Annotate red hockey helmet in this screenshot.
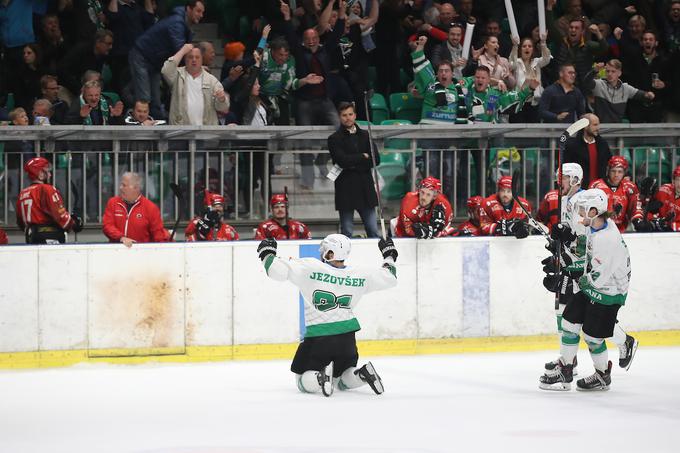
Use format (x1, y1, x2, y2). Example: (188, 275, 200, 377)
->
(203, 190, 225, 207)
(497, 175, 513, 190)
(607, 155, 629, 171)
(467, 195, 483, 210)
(24, 157, 51, 180)
(270, 193, 288, 207)
(673, 165, 680, 179)
(419, 176, 441, 193)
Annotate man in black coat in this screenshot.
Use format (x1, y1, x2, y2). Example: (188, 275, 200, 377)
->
(563, 113, 612, 188)
(327, 102, 381, 238)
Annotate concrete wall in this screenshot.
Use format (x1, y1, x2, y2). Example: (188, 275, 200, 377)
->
(1, 234, 678, 354)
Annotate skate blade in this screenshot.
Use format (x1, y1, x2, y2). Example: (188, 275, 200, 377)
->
(365, 361, 384, 395)
(321, 362, 334, 397)
(576, 384, 610, 392)
(623, 340, 639, 371)
(539, 382, 572, 391)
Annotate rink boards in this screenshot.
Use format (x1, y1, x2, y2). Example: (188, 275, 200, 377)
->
(1, 234, 679, 368)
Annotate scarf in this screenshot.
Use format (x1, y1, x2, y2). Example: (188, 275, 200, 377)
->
(79, 94, 110, 125)
(87, 0, 105, 30)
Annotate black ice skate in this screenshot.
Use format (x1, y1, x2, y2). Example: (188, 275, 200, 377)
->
(357, 361, 384, 395)
(545, 355, 578, 376)
(539, 360, 574, 391)
(618, 335, 638, 371)
(318, 362, 334, 397)
(576, 361, 612, 391)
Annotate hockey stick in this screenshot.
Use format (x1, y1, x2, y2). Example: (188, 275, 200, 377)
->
(510, 170, 550, 239)
(554, 117, 590, 308)
(363, 90, 387, 239)
(284, 185, 290, 239)
(70, 180, 80, 243)
(169, 182, 183, 241)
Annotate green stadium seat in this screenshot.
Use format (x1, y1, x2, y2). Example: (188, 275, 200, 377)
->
(368, 66, 377, 90)
(377, 119, 413, 200)
(621, 147, 673, 182)
(389, 92, 422, 124)
(369, 93, 389, 124)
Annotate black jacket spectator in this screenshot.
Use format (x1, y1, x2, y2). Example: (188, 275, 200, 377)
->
(621, 44, 669, 123)
(58, 31, 113, 95)
(133, 6, 193, 70)
(563, 131, 612, 188)
(538, 82, 586, 123)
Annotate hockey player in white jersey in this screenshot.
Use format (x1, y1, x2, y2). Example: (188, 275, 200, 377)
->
(257, 234, 399, 397)
(541, 164, 637, 379)
(540, 188, 632, 391)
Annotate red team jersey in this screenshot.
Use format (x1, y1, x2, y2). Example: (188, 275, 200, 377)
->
(0, 227, 7, 244)
(16, 183, 76, 231)
(454, 220, 483, 236)
(589, 178, 642, 232)
(395, 191, 455, 237)
(537, 189, 560, 231)
(254, 219, 311, 240)
(102, 195, 169, 243)
(480, 194, 532, 235)
(655, 183, 680, 231)
(185, 219, 240, 241)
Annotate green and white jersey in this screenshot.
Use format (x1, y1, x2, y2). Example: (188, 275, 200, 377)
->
(579, 219, 631, 306)
(563, 189, 587, 278)
(263, 255, 398, 338)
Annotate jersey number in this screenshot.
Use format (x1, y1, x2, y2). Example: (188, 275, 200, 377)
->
(20, 199, 33, 223)
(311, 290, 352, 312)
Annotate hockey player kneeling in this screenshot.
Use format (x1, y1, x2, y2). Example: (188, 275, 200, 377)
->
(540, 189, 631, 392)
(257, 234, 398, 397)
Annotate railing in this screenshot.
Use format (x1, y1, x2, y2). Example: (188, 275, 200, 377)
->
(1, 124, 679, 229)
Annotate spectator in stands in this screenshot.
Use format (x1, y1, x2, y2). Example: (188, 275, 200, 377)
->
(471, 34, 515, 90)
(221, 27, 267, 93)
(8, 107, 29, 126)
(621, 31, 669, 123)
(38, 14, 68, 75)
(58, 29, 113, 96)
(259, 37, 323, 126)
(124, 99, 164, 126)
(458, 0, 475, 24)
(431, 23, 469, 80)
(32, 99, 52, 125)
(477, 18, 512, 58)
(554, 0, 591, 40)
(231, 50, 269, 126)
(460, 66, 535, 123)
(0, 0, 38, 65)
(327, 102, 381, 238)
(509, 34, 551, 123)
(585, 59, 655, 123)
(547, 1, 607, 91)
(199, 41, 216, 69)
(68, 0, 107, 43)
(563, 113, 612, 188)
(417, 2, 459, 48)
(394, 176, 455, 238)
(40, 76, 69, 125)
(66, 80, 124, 125)
(254, 193, 312, 240)
(538, 63, 586, 123)
(105, 0, 156, 96)
(412, 36, 468, 124)
(615, 14, 646, 62)
(103, 172, 169, 247)
(282, 0, 344, 190)
(663, 1, 680, 54)
(7, 43, 45, 113)
(129, 0, 205, 119)
(185, 190, 239, 241)
(161, 44, 230, 126)
(375, 0, 408, 96)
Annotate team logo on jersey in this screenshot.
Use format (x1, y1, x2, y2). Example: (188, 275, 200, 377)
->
(136, 213, 142, 219)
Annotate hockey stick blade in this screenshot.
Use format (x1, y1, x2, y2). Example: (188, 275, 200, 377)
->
(566, 117, 590, 137)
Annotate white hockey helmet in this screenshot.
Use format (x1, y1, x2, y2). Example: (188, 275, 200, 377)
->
(576, 188, 609, 219)
(558, 163, 583, 187)
(319, 234, 351, 262)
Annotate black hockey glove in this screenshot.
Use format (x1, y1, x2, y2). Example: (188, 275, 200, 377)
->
(495, 219, 512, 236)
(639, 176, 658, 199)
(650, 218, 670, 232)
(413, 222, 434, 239)
(378, 237, 398, 261)
(543, 273, 569, 294)
(541, 256, 557, 274)
(257, 238, 278, 261)
(430, 204, 447, 233)
(512, 219, 529, 239)
(646, 199, 663, 214)
(203, 208, 221, 228)
(632, 218, 652, 232)
(196, 218, 212, 238)
(71, 213, 84, 233)
(550, 223, 576, 244)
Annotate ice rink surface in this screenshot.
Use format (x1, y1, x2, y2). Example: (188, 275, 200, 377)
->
(1, 347, 679, 453)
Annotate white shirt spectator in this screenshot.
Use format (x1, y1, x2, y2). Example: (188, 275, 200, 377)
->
(186, 74, 205, 125)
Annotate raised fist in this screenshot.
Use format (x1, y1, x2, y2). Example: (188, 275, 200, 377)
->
(378, 237, 398, 262)
(257, 238, 278, 261)
(430, 204, 446, 233)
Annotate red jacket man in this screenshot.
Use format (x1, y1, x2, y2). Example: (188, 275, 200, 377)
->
(185, 190, 239, 241)
(453, 195, 484, 236)
(16, 157, 83, 244)
(480, 175, 531, 237)
(589, 156, 642, 232)
(395, 176, 454, 238)
(102, 172, 169, 247)
(254, 193, 311, 240)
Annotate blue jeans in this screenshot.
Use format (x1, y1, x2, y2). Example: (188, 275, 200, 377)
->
(128, 47, 165, 120)
(339, 207, 380, 238)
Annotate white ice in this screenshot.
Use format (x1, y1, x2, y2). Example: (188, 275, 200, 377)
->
(1, 347, 679, 453)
